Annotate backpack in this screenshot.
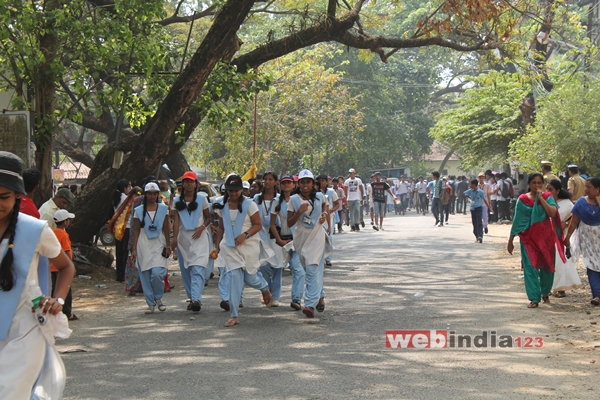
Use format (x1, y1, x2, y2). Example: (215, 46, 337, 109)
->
(501, 180, 510, 198)
(440, 187, 450, 205)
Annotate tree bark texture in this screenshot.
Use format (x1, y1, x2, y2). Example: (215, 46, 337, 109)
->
(69, 0, 256, 243)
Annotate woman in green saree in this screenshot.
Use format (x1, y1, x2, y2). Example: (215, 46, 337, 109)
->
(507, 173, 566, 308)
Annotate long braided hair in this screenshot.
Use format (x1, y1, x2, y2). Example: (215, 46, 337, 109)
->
(175, 181, 198, 212)
(0, 197, 21, 291)
(213, 191, 245, 213)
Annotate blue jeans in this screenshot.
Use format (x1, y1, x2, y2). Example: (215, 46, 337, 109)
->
(348, 200, 361, 226)
(470, 207, 483, 239)
(431, 198, 444, 225)
(139, 267, 167, 307)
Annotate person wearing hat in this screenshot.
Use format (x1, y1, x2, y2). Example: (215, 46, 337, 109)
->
(288, 169, 333, 318)
(344, 168, 364, 232)
(213, 174, 274, 327)
(131, 182, 172, 314)
(39, 187, 75, 230)
(0, 151, 76, 399)
(171, 171, 211, 312)
(567, 164, 586, 202)
(51, 209, 77, 320)
(541, 161, 559, 184)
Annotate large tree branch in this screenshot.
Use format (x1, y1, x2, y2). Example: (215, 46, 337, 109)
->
(54, 138, 95, 168)
(156, 4, 218, 26)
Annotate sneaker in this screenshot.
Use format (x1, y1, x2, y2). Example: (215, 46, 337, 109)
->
(477, 237, 483, 243)
(187, 302, 193, 311)
(373, 225, 379, 231)
(351, 225, 356, 232)
(355, 224, 360, 231)
(144, 306, 155, 314)
(361, 221, 365, 228)
(484, 227, 489, 234)
(156, 299, 166, 312)
(380, 226, 384, 231)
(591, 297, 600, 306)
(290, 300, 302, 310)
(190, 301, 201, 312)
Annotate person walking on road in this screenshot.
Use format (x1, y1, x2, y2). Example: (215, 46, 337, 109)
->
(370, 172, 396, 231)
(132, 182, 172, 314)
(564, 177, 600, 306)
(213, 175, 274, 327)
(344, 169, 364, 232)
(288, 169, 332, 318)
(463, 179, 492, 243)
(171, 171, 212, 312)
(507, 173, 565, 309)
(567, 164, 586, 202)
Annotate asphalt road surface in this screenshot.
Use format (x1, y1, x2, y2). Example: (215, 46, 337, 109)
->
(59, 210, 600, 399)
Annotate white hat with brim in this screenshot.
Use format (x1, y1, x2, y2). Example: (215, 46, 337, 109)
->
(298, 169, 314, 181)
(54, 209, 75, 222)
(144, 182, 160, 192)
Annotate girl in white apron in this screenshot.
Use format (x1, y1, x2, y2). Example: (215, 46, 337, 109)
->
(317, 174, 340, 267)
(214, 175, 273, 327)
(271, 174, 305, 310)
(254, 172, 285, 306)
(132, 182, 172, 314)
(0, 151, 76, 399)
(172, 171, 211, 312)
(288, 169, 333, 318)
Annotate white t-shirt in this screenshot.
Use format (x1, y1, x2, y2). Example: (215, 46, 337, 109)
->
(344, 178, 363, 201)
(396, 181, 409, 195)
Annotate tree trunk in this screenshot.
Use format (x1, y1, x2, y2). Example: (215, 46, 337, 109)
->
(165, 150, 191, 179)
(438, 148, 455, 174)
(68, 0, 256, 243)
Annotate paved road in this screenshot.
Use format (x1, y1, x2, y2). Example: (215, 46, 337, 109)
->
(60, 211, 599, 399)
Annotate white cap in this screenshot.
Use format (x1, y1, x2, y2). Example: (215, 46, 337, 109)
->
(348, 168, 356, 173)
(242, 181, 250, 189)
(54, 209, 75, 222)
(568, 164, 578, 168)
(144, 182, 160, 192)
(298, 169, 314, 181)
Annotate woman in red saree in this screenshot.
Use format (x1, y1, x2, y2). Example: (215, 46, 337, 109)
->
(507, 173, 566, 308)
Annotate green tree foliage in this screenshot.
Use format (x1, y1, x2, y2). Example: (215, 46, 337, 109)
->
(184, 46, 363, 177)
(430, 71, 530, 170)
(510, 72, 600, 175)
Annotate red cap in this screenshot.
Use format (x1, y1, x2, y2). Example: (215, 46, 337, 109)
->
(182, 171, 197, 181)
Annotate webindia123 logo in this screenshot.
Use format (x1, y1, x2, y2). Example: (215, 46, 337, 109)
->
(385, 330, 544, 349)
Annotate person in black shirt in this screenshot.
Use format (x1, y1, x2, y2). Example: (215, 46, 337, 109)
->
(370, 172, 396, 231)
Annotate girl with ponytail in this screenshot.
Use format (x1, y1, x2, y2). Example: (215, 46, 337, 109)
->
(0, 151, 75, 398)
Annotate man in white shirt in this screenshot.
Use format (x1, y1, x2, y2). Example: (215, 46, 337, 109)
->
(344, 168, 364, 232)
(395, 176, 409, 215)
(415, 176, 428, 215)
(39, 187, 75, 230)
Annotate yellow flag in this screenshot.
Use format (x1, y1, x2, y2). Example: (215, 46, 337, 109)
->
(242, 163, 257, 181)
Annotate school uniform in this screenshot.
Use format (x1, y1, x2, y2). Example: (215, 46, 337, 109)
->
(289, 193, 333, 309)
(174, 194, 211, 304)
(254, 194, 285, 301)
(272, 196, 305, 304)
(215, 198, 272, 318)
(134, 203, 170, 308)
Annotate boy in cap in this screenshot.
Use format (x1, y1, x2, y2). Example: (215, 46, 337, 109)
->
(51, 209, 77, 320)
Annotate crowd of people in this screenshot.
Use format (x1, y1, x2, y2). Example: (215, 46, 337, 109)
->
(2, 145, 600, 398)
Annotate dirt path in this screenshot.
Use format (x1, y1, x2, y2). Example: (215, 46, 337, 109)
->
(60, 211, 600, 399)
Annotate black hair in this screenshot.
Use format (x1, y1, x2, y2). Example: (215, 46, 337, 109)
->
(175, 181, 198, 212)
(213, 192, 245, 213)
(568, 166, 579, 174)
(257, 172, 279, 205)
(139, 195, 148, 228)
(292, 180, 318, 202)
(0, 197, 21, 291)
(22, 168, 41, 193)
(587, 177, 600, 190)
(70, 184, 78, 194)
(432, 171, 440, 178)
(113, 179, 130, 209)
(526, 172, 544, 192)
(470, 179, 478, 186)
(547, 179, 571, 200)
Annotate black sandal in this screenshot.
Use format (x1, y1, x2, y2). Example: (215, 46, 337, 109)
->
(316, 298, 325, 312)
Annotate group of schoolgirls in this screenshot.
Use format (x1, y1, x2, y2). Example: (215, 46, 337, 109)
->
(131, 169, 333, 327)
